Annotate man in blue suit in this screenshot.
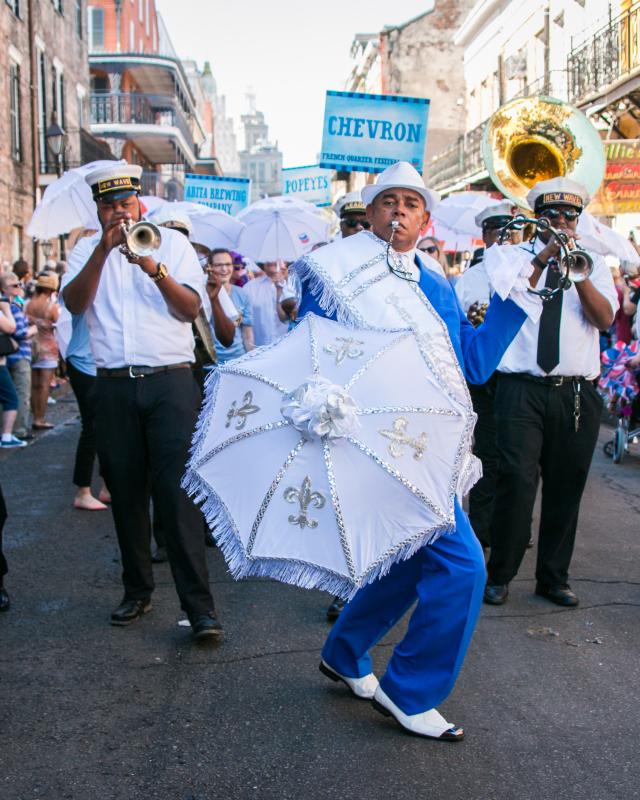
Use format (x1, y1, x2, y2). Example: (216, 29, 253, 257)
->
(297, 162, 540, 741)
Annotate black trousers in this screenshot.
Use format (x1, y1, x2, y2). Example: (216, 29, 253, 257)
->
(468, 374, 498, 548)
(487, 373, 601, 588)
(0, 482, 7, 579)
(67, 361, 100, 488)
(94, 369, 214, 619)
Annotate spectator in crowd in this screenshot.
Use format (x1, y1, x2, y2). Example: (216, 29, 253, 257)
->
(242, 260, 290, 346)
(12, 259, 33, 300)
(207, 249, 254, 362)
(417, 236, 447, 278)
(230, 252, 250, 287)
(0, 481, 9, 611)
(26, 273, 60, 430)
(0, 294, 25, 449)
(1, 274, 37, 440)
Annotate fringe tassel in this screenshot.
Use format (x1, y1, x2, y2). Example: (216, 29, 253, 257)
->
(293, 258, 360, 328)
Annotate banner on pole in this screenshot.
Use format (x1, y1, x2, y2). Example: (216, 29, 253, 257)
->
(319, 90, 430, 174)
(282, 165, 333, 206)
(588, 139, 640, 215)
(183, 174, 251, 216)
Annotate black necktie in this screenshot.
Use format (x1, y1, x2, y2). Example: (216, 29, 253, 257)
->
(536, 266, 563, 374)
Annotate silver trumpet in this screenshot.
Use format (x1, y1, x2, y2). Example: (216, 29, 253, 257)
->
(119, 220, 162, 259)
(498, 216, 593, 301)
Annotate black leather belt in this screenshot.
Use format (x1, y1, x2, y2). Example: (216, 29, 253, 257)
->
(499, 372, 588, 387)
(96, 362, 191, 379)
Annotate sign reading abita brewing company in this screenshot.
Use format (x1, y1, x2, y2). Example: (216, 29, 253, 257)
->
(319, 90, 430, 174)
(282, 165, 333, 206)
(589, 140, 640, 215)
(183, 174, 251, 216)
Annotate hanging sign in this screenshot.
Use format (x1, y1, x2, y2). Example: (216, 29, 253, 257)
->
(319, 90, 430, 174)
(183, 174, 251, 216)
(589, 139, 640, 215)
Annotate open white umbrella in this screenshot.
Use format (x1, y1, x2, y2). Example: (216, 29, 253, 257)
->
(144, 199, 245, 250)
(433, 192, 506, 237)
(184, 313, 476, 599)
(27, 160, 126, 240)
(237, 196, 329, 262)
(577, 212, 640, 266)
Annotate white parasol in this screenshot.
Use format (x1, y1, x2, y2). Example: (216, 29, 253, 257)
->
(237, 196, 329, 262)
(432, 191, 504, 237)
(577, 212, 640, 267)
(184, 313, 476, 599)
(27, 160, 127, 240)
(143, 199, 245, 251)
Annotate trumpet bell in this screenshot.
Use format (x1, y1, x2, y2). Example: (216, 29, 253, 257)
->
(564, 249, 594, 283)
(127, 221, 162, 257)
(482, 96, 606, 208)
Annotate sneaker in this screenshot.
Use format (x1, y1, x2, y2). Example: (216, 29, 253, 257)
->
(1, 435, 28, 449)
(47, 396, 57, 405)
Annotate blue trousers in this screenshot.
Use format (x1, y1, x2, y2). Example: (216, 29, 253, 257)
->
(322, 503, 486, 715)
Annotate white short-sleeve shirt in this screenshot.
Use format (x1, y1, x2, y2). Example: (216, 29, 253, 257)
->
(498, 239, 617, 380)
(455, 259, 493, 313)
(63, 226, 206, 369)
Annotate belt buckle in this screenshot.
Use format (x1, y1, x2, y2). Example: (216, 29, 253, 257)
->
(128, 366, 145, 379)
(550, 376, 564, 387)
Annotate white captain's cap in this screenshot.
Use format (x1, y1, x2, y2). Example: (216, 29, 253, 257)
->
(527, 177, 589, 212)
(85, 163, 143, 201)
(333, 191, 365, 218)
(474, 200, 517, 228)
(150, 205, 193, 236)
(361, 161, 440, 213)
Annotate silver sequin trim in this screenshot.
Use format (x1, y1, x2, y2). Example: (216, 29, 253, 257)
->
(323, 441, 357, 580)
(193, 420, 290, 471)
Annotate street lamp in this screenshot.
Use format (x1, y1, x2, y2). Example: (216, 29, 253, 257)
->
(45, 112, 68, 258)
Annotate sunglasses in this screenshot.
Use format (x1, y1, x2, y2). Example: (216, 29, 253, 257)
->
(342, 218, 371, 230)
(539, 208, 581, 222)
(419, 245, 438, 254)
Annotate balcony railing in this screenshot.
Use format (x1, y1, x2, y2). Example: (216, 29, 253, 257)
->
(568, 3, 640, 104)
(428, 121, 486, 191)
(90, 92, 197, 156)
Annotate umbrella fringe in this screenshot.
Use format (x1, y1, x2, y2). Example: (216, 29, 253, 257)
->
(293, 257, 360, 327)
(187, 366, 221, 461)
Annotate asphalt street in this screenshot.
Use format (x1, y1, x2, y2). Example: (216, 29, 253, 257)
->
(1, 390, 639, 800)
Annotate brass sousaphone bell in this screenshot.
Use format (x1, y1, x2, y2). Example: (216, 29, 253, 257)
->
(482, 96, 606, 298)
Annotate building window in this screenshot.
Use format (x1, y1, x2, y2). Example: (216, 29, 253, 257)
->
(87, 6, 104, 51)
(9, 62, 22, 162)
(130, 20, 135, 51)
(138, 0, 143, 22)
(77, 92, 84, 128)
(12, 226, 23, 263)
(75, 0, 82, 37)
(37, 51, 47, 170)
(5, 0, 20, 16)
(52, 66, 65, 127)
(52, 0, 63, 13)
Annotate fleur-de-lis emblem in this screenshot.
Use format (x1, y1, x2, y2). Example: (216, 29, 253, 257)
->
(283, 476, 326, 529)
(323, 337, 365, 365)
(225, 390, 260, 430)
(379, 417, 427, 460)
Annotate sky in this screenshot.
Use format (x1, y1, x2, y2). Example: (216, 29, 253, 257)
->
(155, 0, 434, 168)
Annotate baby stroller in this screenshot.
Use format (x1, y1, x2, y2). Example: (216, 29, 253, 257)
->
(599, 341, 640, 463)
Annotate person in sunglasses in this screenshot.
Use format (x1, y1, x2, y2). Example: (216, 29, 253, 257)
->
(334, 192, 370, 239)
(416, 236, 446, 277)
(484, 177, 617, 609)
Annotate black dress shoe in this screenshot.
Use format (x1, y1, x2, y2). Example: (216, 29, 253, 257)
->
(326, 596, 345, 622)
(483, 583, 509, 605)
(151, 546, 168, 563)
(110, 598, 152, 626)
(535, 583, 579, 607)
(191, 613, 224, 642)
(0, 587, 10, 612)
(526, 537, 534, 549)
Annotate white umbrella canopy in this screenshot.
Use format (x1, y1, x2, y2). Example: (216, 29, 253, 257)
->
(184, 313, 475, 599)
(237, 196, 330, 262)
(432, 191, 505, 237)
(27, 160, 127, 240)
(143, 199, 245, 250)
(577, 212, 640, 266)
(430, 220, 476, 253)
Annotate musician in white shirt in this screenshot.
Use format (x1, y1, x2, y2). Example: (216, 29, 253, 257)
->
(62, 164, 222, 642)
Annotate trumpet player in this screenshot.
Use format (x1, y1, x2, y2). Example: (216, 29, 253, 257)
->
(61, 164, 222, 642)
(455, 201, 517, 550)
(484, 178, 617, 608)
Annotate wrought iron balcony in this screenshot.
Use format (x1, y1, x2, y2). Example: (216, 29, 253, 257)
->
(90, 92, 197, 160)
(568, 3, 640, 105)
(428, 121, 486, 192)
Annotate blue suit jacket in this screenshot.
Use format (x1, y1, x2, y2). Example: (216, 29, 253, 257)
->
(298, 260, 526, 385)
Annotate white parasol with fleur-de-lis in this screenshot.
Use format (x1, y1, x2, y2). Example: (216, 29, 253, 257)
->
(184, 314, 479, 599)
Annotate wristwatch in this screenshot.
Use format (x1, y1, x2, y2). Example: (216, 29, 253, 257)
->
(150, 262, 168, 283)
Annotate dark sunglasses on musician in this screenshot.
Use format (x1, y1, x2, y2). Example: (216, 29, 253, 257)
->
(343, 218, 371, 230)
(539, 207, 581, 222)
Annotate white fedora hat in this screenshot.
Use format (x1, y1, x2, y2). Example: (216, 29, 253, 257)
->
(361, 161, 440, 213)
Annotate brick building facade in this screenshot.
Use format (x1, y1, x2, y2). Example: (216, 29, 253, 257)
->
(1, 0, 94, 267)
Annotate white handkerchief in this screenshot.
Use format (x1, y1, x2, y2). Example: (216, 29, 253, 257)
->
(219, 287, 240, 320)
(484, 245, 542, 323)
